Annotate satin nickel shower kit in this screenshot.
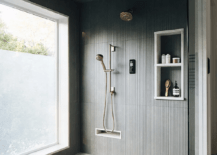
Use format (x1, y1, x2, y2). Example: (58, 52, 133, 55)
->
(96, 44, 117, 136)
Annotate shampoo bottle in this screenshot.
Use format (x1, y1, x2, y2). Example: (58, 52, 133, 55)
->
(173, 81, 180, 97)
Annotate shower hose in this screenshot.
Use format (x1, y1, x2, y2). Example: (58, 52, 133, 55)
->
(103, 72, 115, 133)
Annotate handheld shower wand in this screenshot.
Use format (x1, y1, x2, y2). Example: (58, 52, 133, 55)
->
(96, 54, 108, 132)
(96, 54, 106, 71)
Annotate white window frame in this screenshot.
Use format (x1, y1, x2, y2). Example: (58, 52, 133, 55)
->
(0, 0, 69, 154)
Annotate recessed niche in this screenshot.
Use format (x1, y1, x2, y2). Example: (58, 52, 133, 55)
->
(154, 28, 184, 100)
(160, 67, 181, 96)
(160, 34, 181, 63)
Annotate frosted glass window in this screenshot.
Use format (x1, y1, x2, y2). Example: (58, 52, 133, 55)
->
(0, 3, 57, 155)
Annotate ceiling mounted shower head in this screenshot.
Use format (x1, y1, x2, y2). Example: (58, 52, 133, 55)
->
(120, 9, 133, 21)
(96, 54, 103, 61)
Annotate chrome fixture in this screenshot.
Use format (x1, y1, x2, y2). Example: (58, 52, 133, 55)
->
(120, 9, 133, 21)
(96, 44, 116, 133)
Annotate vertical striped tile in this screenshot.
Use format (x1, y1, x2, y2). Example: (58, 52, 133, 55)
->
(80, 0, 189, 155)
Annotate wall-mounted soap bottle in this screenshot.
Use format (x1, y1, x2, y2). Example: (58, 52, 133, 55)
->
(173, 81, 180, 97)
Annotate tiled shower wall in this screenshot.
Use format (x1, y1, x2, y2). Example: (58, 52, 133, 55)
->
(80, 0, 188, 155)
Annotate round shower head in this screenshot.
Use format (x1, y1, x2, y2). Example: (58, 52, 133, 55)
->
(120, 9, 133, 21)
(96, 54, 106, 70)
(96, 54, 103, 61)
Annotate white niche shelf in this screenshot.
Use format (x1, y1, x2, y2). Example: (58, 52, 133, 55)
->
(154, 28, 184, 100)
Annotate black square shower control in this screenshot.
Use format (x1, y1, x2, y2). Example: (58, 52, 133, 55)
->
(129, 59, 136, 74)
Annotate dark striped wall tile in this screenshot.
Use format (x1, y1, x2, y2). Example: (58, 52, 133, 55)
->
(81, 0, 188, 154)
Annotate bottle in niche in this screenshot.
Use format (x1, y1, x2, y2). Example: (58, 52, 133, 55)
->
(173, 81, 180, 97)
(161, 54, 166, 64)
(166, 54, 171, 63)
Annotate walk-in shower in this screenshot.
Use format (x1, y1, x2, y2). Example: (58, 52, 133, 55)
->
(95, 45, 121, 139)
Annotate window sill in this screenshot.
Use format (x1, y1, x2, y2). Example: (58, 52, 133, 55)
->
(29, 144, 69, 155)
